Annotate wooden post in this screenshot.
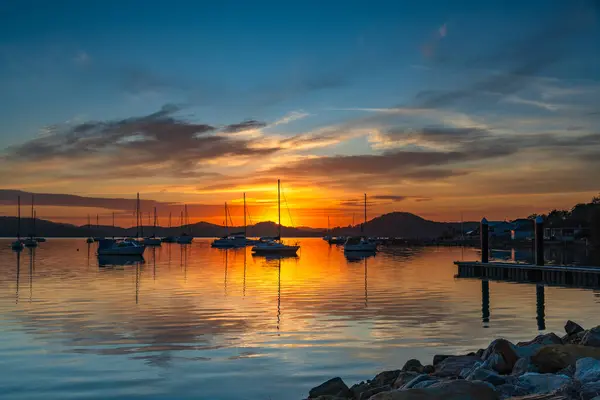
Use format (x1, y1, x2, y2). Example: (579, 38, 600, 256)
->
(536, 284, 545, 330)
(481, 218, 489, 263)
(535, 216, 544, 266)
(481, 280, 490, 324)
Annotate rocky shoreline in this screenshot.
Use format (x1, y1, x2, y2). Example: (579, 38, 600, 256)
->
(305, 321, 600, 400)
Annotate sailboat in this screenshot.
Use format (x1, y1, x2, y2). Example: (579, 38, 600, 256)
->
(323, 216, 332, 241)
(23, 195, 38, 247)
(252, 180, 300, 256)
(86, 214, 94, 243)
(162, 212, 176, 243)
(97, 192, 146, 256)
(176, 205, 193, 244)
(11, 196, 24, 251)
(143, 207, 162, 246)
(212, 201, 246, 248)
(344, 193, 377, 252)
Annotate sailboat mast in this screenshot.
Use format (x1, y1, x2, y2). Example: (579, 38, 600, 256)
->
(362, 193, 366, 234)
(136, 193, 140, 238)
(17, 196, 21, 240)
(278, 179, 281, 239)
(96, 214, 99, 229)
(33, 210, 36, 237)
(153, 206, 157, 236)
(225, 202, 228, 234)
(169, 212, 172, 229)
(31, 195, 34, 237)
(243, 193, 246, 237)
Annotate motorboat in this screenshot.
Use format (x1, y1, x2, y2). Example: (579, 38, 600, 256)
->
(344, 236, 378, 252)
(97, 238, 145, 256)
(251, 180, 300, 256)
(252, 238, 300, 255)
(212, 232, 247, 248)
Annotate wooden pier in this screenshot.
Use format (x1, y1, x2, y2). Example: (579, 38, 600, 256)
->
(454, 261, 600, 288)
(455, 217, 600, 289)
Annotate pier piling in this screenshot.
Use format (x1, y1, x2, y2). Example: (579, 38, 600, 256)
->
(481, 218, 489, 264)
(535, 216, 544, 266)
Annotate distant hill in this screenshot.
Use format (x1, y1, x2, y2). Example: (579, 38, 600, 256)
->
(0, 212, 477, 239)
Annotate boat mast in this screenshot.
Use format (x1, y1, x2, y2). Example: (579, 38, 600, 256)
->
(33, 210, 36, 237)
(225, 202, 228, 235)
(136, 193, 140, 239)
(243, 193, 246, 237)
(30, 194, 34, 238)
(362, 193, 366, 234)
(88, 214, 91, 237)
(17, 195, 21, 240)
(153, 207, 157, 237)
(96, 214, 99, 230)
(278, 179, 281, 239)
(112, 212, 115, 238)
(169, 212, 172, 229)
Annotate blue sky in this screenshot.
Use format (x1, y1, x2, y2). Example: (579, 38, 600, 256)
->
(0, 0, 599, 225)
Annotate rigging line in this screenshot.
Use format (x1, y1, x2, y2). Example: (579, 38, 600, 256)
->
(281, 185, 295, 228)
(246, 203, 254, 226)
(227, 204, 234, 228)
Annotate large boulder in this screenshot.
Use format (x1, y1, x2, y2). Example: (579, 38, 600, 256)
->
(400, 374, 433, 390)
(401, 359, 423, 373)
(349, 382, 370, 399)
(576, 357, 600, 384)
(483, 339, 519, 373)
(434, 355, 482, 378)
(565, 320, 585, 336)
(369, 380, 498, 400)
(531, 345, 600, 373)
(309, 377, 350, 399)
(495, 383, 532, 398)
(516, 334, 564, 359)
(581, 381, 600, 400)
(582, 328, 600, 348)
(518, 373, 572, 394)
(432, 355, 451, 366)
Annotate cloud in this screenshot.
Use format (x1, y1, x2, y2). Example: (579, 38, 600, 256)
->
(372, 195, 407, 202)
(221, 120, 267, 133)
(1, 104, 281, 182)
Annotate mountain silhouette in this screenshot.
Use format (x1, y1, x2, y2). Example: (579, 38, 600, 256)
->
(0, 212, 476, 239)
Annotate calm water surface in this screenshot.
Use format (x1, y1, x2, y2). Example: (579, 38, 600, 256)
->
(1, 239, 599, 399)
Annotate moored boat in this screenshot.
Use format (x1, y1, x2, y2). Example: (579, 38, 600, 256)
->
(344, 194, 378, 253)
(252, 180, 300, 256)
(97, 238, 145, 256)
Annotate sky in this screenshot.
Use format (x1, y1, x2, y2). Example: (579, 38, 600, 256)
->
(0, 0, 599, 227)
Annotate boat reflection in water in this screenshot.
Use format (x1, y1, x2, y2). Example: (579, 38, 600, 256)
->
(344, 250, 376, 262)
(97, 255, 145, 268)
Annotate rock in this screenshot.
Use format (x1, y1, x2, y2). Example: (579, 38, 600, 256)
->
(518, 373, 572, 394)
(309, 377, 350, 399)
(483, 352, 512, 375)
(557, 364, 575, 378)
(477, 348, 485, 357)
(369, 380, 498, 400)
(434, 355, 482, 378)
(422, 365, 435, 374)
(358, 385, 390, 400)
(495, 383, 532, 398)
(565, 320, 584, 336)
(575, 357, 600, 383)
(513, 358, 533, 376)
(401, 359, 423, 373)
(516, 334, 564, 360)
(467, 365, 507, 386)
(483, 339, 519, 372)
(432, 355, 451, 366)
(350, 382, 370, 399)
(401, 374, 432, 390)
(313, 396, 348, 400)
(410, 380, 438, 389)
(392, 372, 419, 389)
(372, 370, 401, 387)
(582, 328, 600, 348)
(581, 381, 600, 400)
(531, 345, 600, 373)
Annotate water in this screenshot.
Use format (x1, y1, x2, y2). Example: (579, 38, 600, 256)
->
(0, 239, 599, 399)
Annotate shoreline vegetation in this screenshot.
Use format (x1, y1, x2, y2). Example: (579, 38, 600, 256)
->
(305, 320, 600, 399)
